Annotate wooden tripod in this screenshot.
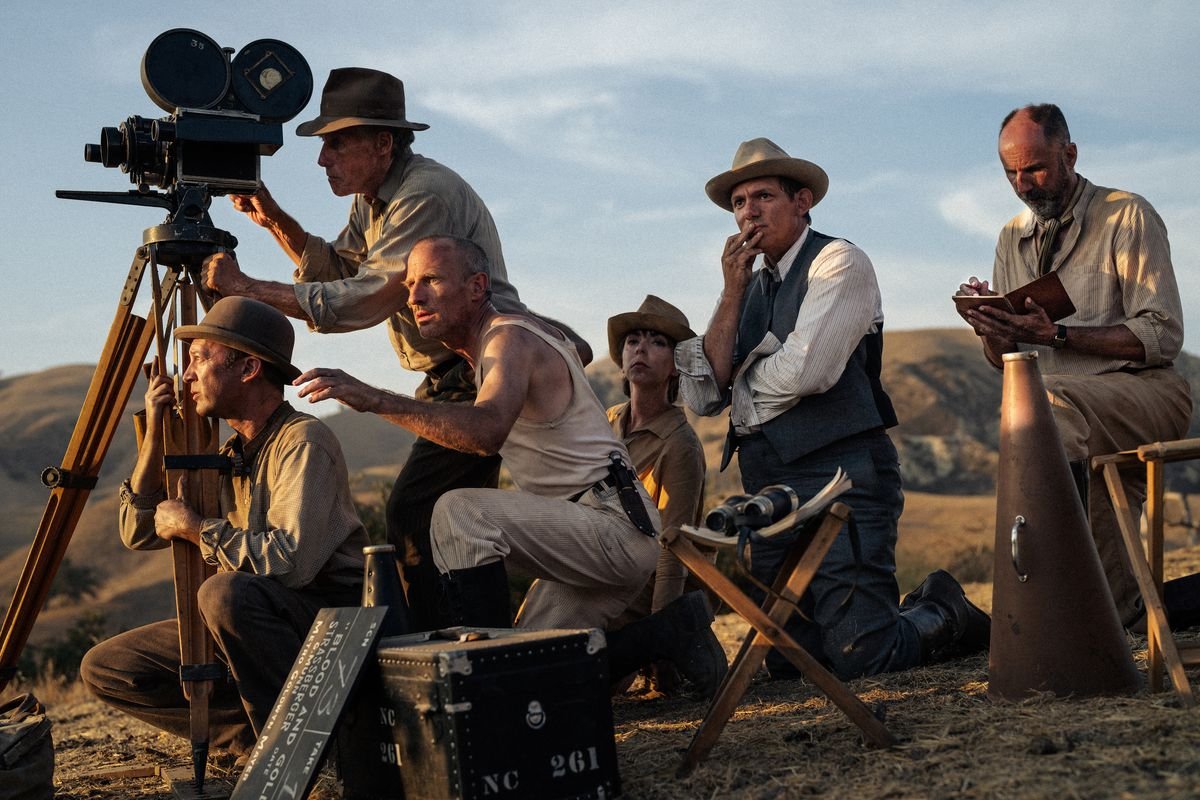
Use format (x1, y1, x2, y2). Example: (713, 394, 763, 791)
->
(0, 198, 233, 790)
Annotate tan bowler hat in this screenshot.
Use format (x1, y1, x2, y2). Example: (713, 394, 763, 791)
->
(296, 68, 430, 137)
(175, 297, 301, 381)
(704, 137, 829, 211)
(607, 295, 696, 366)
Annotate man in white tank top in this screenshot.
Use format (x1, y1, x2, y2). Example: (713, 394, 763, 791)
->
(296, 235, 728, 695)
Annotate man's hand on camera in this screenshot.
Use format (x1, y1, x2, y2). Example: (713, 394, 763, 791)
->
(203, 252, 251, 297)
(230, 184, 284, 229)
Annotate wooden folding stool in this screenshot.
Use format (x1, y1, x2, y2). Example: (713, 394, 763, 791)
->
(661, 502, 894, 777)
(1094, 438, 1200, 706)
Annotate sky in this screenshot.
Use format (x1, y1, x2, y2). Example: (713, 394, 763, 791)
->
(3, 1, 1199, 406)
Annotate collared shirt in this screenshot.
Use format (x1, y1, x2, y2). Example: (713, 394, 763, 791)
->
(993, 176, 1184, 375)
(607, 400, 706, 613)
(676, 227, 884, 432)
(293, 147, 527, 373)
(118, 403, 368, 591)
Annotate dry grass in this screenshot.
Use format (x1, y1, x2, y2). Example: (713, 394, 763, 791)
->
(41, 605, 1200, 798)
(612, 644, 1200, 799)
(31, 512, 1200, 799)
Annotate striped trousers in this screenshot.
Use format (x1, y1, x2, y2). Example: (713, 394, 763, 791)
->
(430, 483, 660, 630)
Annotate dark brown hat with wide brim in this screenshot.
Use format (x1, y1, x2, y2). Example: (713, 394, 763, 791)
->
(175, 297, 302, 381)
(296, 67, 430, 137)
(705, 137, 828, 211)
(607, 295, 696, 366)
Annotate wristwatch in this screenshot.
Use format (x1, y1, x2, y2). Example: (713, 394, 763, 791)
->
(1051, 324, 1068, 349)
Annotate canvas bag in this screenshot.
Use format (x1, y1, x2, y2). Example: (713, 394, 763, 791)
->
(0, 693, 54, 800)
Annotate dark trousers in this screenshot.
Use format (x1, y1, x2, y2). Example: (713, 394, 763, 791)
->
(386, 358, 501, 631)
(738, 429, 922, 680)
(80, 572, 357, 756)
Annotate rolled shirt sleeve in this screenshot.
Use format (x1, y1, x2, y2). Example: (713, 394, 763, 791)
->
(294, 190, 456, 333)
(675, 335, 730, 417)
(1113, 199, 1183, 365)
(117, 480, 169, 551)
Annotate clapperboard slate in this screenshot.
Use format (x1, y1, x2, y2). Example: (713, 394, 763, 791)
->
(232, 606, 387, 799)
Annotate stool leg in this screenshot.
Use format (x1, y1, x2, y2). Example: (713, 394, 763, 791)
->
(1147, 459, 1166, 693)
(1101, 462, 1194, 706)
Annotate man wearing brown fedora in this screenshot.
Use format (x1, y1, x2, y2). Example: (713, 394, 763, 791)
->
(80, 297, 369, 758)
(676, 138, 989, 681)
(200, 67, 583, 631)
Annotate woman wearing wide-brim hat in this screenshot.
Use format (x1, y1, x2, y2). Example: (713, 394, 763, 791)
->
(604, 295, 710, 694)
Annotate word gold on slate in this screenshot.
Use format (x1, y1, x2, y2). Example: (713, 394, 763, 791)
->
(232, 606, 387, 800)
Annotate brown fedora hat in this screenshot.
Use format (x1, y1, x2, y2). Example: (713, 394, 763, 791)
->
(704, 137, 829, 211)
(296, 67, 430, 137)
(607, 295, 696, 365)
(175, 297, 301, 381)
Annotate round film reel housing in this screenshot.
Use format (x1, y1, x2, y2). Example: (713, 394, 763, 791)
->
(231, 39, 313, 123)
(141, 28, 231, 112)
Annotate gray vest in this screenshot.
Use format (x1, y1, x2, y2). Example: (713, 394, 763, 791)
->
(725, 229, 898, 468)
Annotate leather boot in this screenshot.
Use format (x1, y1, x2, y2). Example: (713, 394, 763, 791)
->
(900, 570, 991, 663)
(1164, 572, 1200, 631)
(442, 561, 512, 628)
(402, 559, 453, 631)
(606, 591, 728, 698)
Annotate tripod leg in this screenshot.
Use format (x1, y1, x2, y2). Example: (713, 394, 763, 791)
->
(0, 272, 153, 690)
(166, 281, 221, 789)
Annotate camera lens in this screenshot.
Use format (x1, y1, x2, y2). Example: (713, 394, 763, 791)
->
(96, 127, 126, 169)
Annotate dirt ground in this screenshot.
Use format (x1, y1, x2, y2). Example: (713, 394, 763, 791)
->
(30, 550, 1200, 799)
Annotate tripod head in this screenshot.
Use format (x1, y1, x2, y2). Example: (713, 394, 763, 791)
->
(58, 182, 237, 270)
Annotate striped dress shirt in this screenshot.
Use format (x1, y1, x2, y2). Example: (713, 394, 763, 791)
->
(676, 226, 885, 433)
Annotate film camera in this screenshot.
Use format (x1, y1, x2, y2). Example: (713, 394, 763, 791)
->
(58, 29, 312, 266)
(63, 28, 311, 202)
(704, 485, 799, 535)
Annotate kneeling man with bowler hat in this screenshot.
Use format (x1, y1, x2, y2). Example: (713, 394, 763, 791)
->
(81, 297, 369, 758)
(676, 138, 990, 680)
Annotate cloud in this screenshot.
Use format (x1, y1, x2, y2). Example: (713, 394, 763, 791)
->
(619, 205, 714, 224)
(421, 85, 672, 176)
(425, 88, 618, 143)
(937, 175, 1020, 240)
(364, 2, 1200, 107)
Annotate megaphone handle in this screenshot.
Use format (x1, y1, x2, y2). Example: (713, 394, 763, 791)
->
(1011, 515, 1029, 583)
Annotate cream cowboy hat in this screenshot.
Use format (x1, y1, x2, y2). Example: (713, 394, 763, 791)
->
(296, 68, 430, 137)
(175, 297, 301, 381)
(607, 295, 696, 366)
(704, 137, 829, 211)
